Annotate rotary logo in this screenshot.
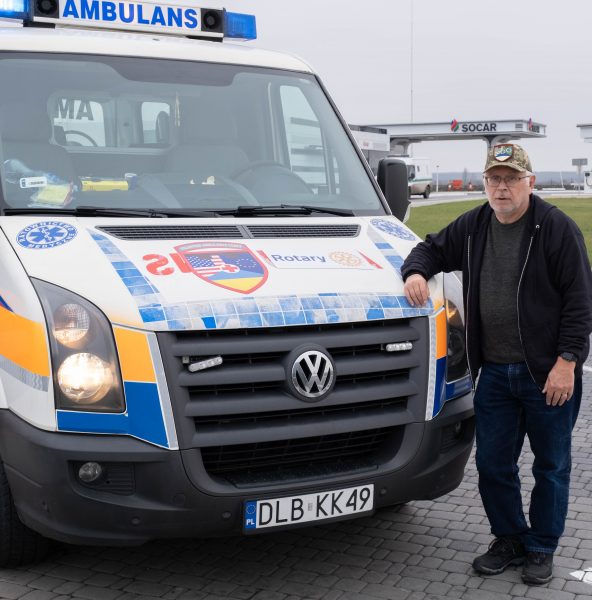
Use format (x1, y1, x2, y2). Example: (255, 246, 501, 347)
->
(328, 251, 362, 267)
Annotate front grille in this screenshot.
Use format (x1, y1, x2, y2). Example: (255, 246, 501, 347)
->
(202, 427, 401, 486)
(194, 397, 406, 428)
(157, 318, 428, 487)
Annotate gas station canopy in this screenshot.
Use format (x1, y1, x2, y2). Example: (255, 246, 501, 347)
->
(577, 124, 592, 143)
(365, 118, 546, 154)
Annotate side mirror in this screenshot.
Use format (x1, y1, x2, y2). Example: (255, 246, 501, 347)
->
(377, 158, 410, 222)
(408, 172, 416, 181)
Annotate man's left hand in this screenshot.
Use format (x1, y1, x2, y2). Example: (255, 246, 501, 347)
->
(542, 357, 576, 406)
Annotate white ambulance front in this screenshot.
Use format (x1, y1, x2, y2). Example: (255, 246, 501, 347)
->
(0, 0, 473, 565)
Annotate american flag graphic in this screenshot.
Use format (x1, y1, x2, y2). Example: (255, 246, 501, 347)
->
(185, 254, 240, 275)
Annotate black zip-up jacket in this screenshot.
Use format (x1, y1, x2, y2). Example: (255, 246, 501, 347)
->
(401, 194, 592, 388)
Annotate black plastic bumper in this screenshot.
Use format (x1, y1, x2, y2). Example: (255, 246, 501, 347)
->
(0, 393, 474, 546)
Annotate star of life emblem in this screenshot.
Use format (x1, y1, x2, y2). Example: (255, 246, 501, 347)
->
(371, 218, 417, 241)
(17, 221, 77, 249)
(174, 241, 268, 294)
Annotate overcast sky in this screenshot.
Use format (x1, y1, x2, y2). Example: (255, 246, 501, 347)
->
(230, 0, 592, 174)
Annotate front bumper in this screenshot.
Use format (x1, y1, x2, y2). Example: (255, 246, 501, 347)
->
(0, 394, 473, 546)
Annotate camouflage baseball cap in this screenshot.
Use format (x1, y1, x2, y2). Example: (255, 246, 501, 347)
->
(483, 143, 532, 173)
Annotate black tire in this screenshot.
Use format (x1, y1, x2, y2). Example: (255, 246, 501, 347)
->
(0, 462, 50, 566)
(423, 185, 431, 199)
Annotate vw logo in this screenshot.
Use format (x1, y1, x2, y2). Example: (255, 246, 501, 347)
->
(291, 350, 335, 400)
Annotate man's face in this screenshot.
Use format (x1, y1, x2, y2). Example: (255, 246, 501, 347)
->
(483, 166, 535, 223)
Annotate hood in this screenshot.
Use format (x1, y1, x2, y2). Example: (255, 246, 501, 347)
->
(2, 216, 442, 331)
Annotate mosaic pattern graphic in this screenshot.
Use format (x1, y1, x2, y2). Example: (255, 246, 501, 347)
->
(367, 227, 405, 277)
(91, 231, 434, 331)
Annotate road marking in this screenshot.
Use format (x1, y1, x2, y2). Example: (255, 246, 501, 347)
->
(571, 568, 592, 584)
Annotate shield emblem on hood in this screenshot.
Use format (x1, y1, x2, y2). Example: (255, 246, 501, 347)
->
(174, 241, 268, 294)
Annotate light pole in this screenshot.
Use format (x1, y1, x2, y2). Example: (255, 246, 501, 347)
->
(409, 0, 414, 122)
(435, 165, 439, 193)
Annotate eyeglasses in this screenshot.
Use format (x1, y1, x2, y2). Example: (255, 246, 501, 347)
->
(483, 175, 531, 187)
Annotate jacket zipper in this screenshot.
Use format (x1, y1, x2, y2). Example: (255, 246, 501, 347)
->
(465, 234, 475, 390)
(517, 225, 540, 388)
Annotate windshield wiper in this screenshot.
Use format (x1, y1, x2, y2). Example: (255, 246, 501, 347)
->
(2, 204, 355, 218)
(219, 204, 355, 217)
(2, 206, 220, 218)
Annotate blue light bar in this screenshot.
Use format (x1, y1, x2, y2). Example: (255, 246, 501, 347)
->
(0, 0, 27, 19)
(224, 11, 256, 40)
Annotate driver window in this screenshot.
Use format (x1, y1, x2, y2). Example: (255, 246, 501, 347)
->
(279, 85, 332, 194)
(52, 97, 106, 147)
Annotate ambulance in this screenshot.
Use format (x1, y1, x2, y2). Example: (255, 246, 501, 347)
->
(0, 0, 474, 565)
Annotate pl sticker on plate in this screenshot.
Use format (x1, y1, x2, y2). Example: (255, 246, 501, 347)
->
(371, 218, 417, 241)
(17, 221, 77, 249)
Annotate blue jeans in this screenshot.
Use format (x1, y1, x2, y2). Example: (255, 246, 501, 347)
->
(474, 361, 581, 554)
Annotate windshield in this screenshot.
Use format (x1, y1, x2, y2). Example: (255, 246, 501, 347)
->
(0, 53, 384, 216)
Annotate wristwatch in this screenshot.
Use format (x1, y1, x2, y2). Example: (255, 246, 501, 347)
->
(559, 352, 577, 362)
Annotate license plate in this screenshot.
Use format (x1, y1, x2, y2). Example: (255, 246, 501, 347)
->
(244, 484, 374, 531)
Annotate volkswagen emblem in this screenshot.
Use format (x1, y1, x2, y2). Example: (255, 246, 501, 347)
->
(291, 349, 335, 401)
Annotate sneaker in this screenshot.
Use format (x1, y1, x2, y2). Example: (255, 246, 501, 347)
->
(472, 536, 525, 575)
(522, 551, 553, 585)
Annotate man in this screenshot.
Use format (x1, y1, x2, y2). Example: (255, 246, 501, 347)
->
(401, 143, 592, 585)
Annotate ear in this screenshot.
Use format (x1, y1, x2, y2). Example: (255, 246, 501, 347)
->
(528, 174, 536, 191)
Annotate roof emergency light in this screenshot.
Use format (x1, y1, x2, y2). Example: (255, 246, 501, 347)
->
(0, 0, 27, 19)
(224, 11, 256, 40)
(0, 0, 257, 41)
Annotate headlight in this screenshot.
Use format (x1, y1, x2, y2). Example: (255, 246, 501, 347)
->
(443, 272, 469, 383)
(445, 297, 468, 381)
(53, 303, 90, 346)
(57, 353, 113, 403)
(33, 279, 124, 412)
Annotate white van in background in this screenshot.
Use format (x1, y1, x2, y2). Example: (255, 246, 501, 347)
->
(399, 157, 433, 198)
(348, 129, 433, 199)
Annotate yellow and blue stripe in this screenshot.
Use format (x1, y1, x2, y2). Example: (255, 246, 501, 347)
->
(0, 305, 50, 391)
(56, 327, 169, 448)
(425, 306, 447, 419)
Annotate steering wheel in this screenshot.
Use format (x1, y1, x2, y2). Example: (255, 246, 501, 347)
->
(231, 161, 311, 194)
(64, 130, 99, 147)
